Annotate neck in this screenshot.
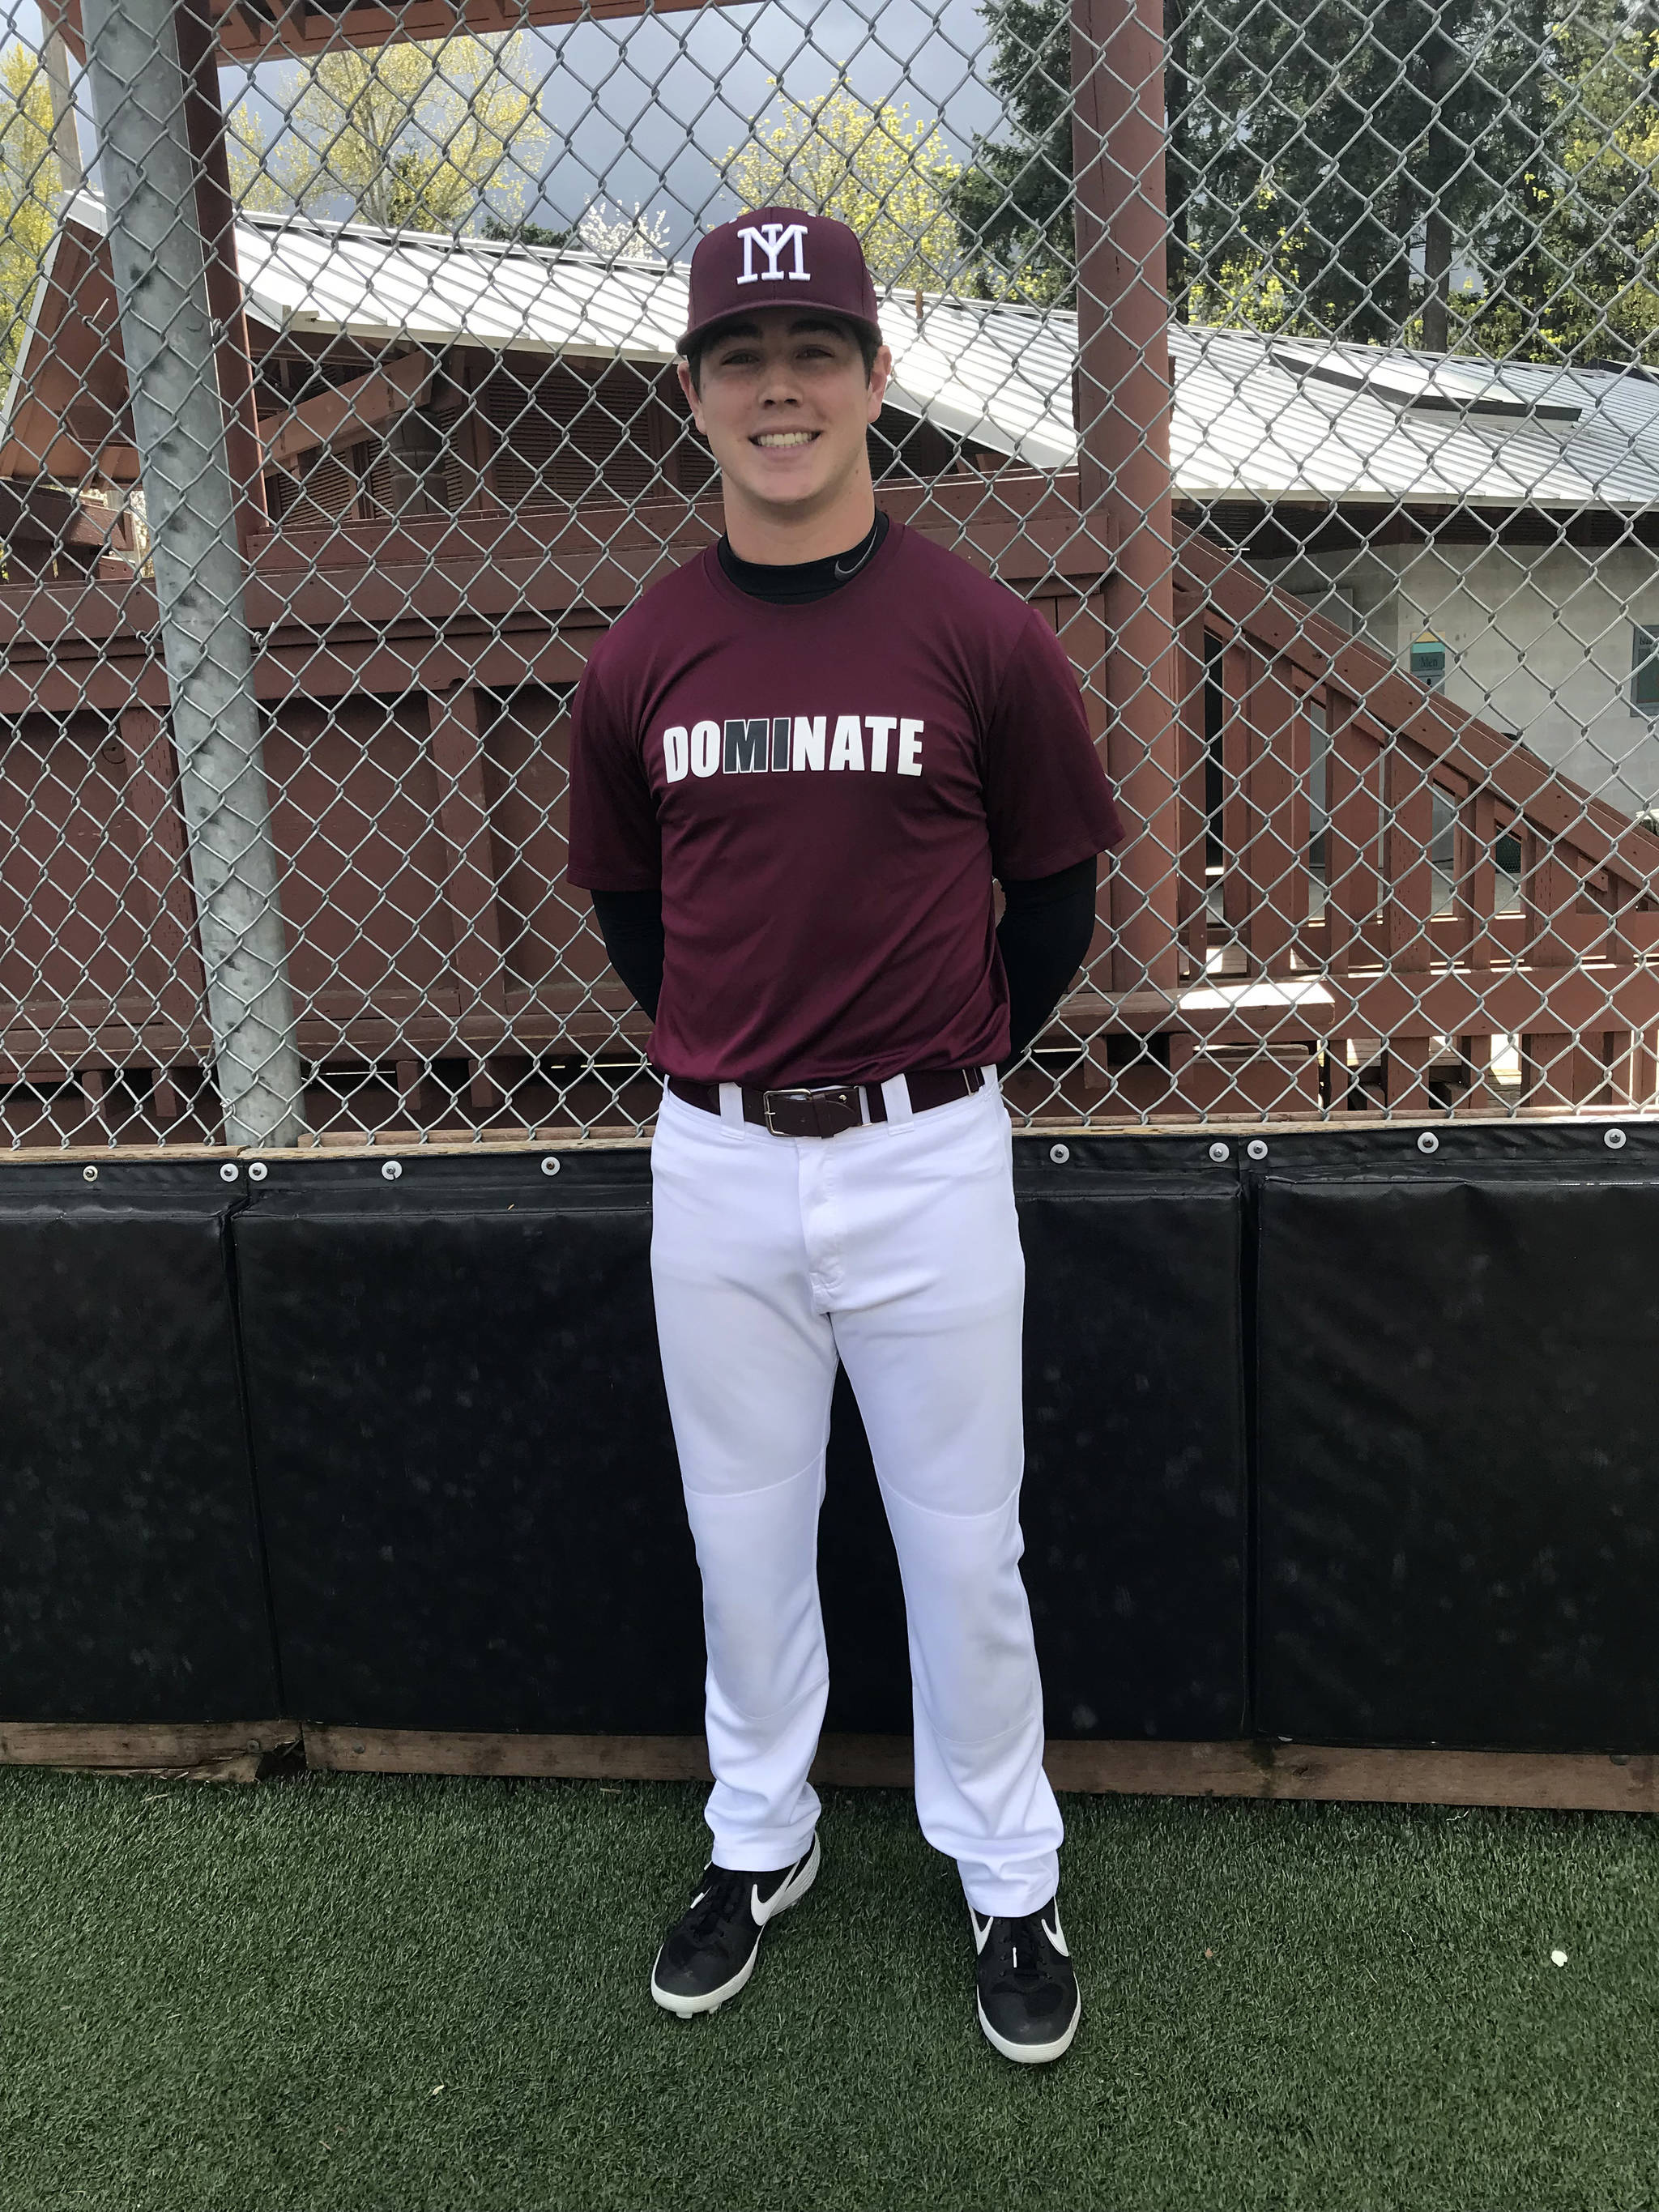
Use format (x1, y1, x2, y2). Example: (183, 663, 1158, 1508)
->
(721, 471, 878, 565)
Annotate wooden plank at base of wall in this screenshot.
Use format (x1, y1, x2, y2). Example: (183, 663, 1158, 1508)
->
(0, 1720, 298, 1771)
(301, 1728, 1659, 1813)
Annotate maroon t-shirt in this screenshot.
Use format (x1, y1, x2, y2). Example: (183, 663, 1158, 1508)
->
(566, 518, 1124, 1089)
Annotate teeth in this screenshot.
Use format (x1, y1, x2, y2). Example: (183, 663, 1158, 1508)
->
(755, 431, 816, 447)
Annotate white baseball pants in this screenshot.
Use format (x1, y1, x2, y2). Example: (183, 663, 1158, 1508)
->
(649, 1074, 1063, 1918)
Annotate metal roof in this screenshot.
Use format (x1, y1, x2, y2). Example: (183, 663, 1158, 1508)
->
(58, 194, 1659, 509)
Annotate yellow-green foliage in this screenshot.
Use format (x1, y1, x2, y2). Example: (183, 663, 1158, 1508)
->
(228, 33, 548, 233)
(726, 88, 961, 290)
(0, 43, 62, 388)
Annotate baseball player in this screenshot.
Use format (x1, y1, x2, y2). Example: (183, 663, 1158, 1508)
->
(567, 206, 1122, 2065)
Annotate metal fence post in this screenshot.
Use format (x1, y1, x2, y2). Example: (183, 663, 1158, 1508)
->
(80, 0, 305, 1147)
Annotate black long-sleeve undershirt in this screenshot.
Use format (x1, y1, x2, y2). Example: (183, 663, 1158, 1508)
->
(591, 885, 667, 1022)
(997, 854, 1097, 1063)
(590, 852, 1097, 1069)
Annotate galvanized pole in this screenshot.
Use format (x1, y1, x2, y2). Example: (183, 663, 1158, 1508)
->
(81, 0, 305, 1146)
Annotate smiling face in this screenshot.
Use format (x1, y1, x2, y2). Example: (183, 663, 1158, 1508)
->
(677, 308, 892, 561)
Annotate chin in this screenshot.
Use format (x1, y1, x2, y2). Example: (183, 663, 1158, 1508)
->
(731, 454, 850, 511)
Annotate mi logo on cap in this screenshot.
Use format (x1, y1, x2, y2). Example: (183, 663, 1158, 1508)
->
(736, 222, 811, 284)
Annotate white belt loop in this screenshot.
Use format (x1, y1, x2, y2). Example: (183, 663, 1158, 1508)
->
(881, 1073, 914, 1122)
(982, 1063, 1002, 1096)
(717, 1081, 746, 1127)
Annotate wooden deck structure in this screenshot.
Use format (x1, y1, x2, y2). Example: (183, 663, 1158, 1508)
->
(0, 0, 1653, 1143)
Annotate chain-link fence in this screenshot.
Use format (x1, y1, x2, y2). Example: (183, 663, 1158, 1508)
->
(2, 0, 1657, 1145)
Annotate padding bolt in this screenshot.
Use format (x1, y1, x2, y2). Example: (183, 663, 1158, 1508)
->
(1605, 1127, 1627, 1150)
(382, 1159, 402, 1181)
(1417, 1131, 1440, 1154)
(81, 1163, 98, 1182)
(1208, 1141, 1230, 1163)
(1247, 1139, 1269, 1161)
(248, 1161, 269, 1183)
(1048, 1142, 1071, 1165)
(220, 1161, 239, 1182)
(540, 1155, 561, 1176)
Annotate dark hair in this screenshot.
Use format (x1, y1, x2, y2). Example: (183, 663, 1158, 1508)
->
(683, 314, 881, 394)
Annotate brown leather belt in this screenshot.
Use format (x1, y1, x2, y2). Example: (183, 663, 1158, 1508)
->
(667, 1065, 984, 1140)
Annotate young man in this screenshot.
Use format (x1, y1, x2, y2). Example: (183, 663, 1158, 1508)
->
(566, 207, 1122, 2065)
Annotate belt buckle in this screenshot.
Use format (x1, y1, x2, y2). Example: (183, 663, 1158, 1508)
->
(764, 1083, 859, 1137)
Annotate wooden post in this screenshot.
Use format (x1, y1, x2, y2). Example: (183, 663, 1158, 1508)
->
(1174, 613, 1209, 970)
(173, 0, 267, 548)
(1243, 665, 1306, 977)
(427, 680, 509, 1020)
(1218, 641, 1256, 953)
(42, 27, 86, 196)
(1322, 689, 1377, 978)
(1072, 0, 1182, 995)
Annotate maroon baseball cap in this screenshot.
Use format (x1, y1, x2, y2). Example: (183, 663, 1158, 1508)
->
(678, 206, 883, 353)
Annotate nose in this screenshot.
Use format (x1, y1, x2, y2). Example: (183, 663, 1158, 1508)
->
(756, 355, 803, 407)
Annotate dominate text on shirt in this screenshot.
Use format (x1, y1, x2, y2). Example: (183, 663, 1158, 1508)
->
(661, 714, 925, 782)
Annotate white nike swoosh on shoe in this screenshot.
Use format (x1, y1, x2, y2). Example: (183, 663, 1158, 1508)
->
(1042, 1905, 1070, 1958)
(970, 1910, 992, 1955)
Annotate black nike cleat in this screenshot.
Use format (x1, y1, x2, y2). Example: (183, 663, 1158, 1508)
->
(971, 1897, 1081, 2064)
(650, 1836, 821, 2018)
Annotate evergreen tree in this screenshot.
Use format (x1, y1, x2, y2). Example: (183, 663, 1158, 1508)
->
(956, 0, 1549, 341)
(949, 0, 1075, 301)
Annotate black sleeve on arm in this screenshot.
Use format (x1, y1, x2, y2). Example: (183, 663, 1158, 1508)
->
(591, 888, 665, 1022)
(996, 855, 1098, 1067)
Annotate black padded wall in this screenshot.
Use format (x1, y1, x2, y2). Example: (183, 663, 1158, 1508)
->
(232, 1136, 1248, 1745)
(1016, 1136, 1247, 1739)
(6, 1123, 1656, 1754)
(232, 1149, 705, 1733)
(1254, 1125, 1659, 1751)
(696, 1136, 1249, 1743)
(0, 1161, 277, 1722)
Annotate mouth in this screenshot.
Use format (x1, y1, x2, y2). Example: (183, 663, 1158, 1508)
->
(750, 429, 820, 450)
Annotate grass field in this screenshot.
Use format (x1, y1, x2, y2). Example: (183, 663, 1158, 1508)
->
(1, 1765, 1655, 2212)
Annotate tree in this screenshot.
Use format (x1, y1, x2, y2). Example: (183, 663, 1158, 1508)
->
(1181, 0, 1547, 347)
(572, 199, 672, 260)
(725, 88, 961, 288)
(482, 215, 577, 249)
(0, 43, 62, 386)
(960, 0, 1550, 342)
(228, 33, 548, 233)
(949, 0, 1074, 302)
(1465, 11, 1659, 364)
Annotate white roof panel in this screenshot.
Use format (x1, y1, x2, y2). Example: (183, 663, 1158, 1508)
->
(56, 197, 1659, 510)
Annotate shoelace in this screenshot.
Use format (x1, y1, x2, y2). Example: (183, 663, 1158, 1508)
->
(987, 1912, 1052, 1988)
(680, 1865, 751, 1946)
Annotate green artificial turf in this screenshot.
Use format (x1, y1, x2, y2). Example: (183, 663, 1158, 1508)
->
(0, 1767, 1655, 2212)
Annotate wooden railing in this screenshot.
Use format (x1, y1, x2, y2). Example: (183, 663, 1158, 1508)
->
(1044, 526, 1659, 1119)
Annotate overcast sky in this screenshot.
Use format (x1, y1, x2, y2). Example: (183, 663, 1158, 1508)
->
(219, 0, 1008, 251)
(10, 0, 1009, 252)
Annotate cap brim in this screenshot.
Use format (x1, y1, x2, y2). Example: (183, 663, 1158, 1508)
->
(676, 300, 885, 353)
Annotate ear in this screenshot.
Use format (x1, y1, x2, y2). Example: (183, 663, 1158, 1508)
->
(676, 357, 705, 433)
(867, 343, 893, 424)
